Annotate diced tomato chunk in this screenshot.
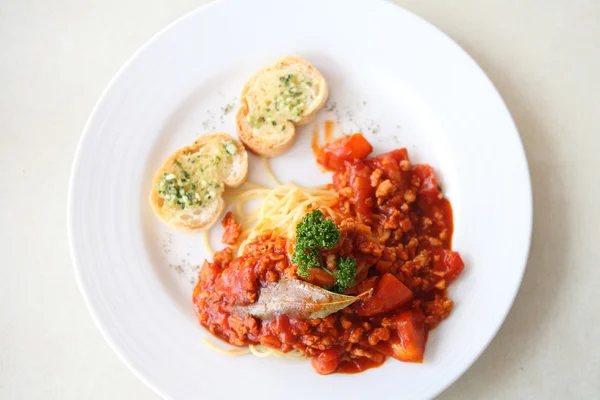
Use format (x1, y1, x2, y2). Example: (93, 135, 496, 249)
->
(368, 148, 410, 189)
(413, 164, 440, 201)
(317, 133, 373, 171)
(434, 249, 464, 283)
(347, 161, 374, 217)
(357, 273, 413, 317)
(374, 309, 426, 362)
(273, 315, 296, 345)
(312, 347, 344, 375)
(370, 148, 409, 165)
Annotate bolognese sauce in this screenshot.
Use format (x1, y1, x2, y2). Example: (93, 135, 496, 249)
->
(193, 133, 464, 374)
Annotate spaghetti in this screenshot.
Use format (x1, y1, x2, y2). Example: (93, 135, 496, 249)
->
(203, 156, 335, 256)
(201, 159, 335, 360)
(225, 182, 334, 252)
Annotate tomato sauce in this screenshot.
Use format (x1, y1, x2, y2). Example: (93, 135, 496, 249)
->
(221, 212, 242, 245)
(311, 120, 338, 159)
(193, 133, 464, 375)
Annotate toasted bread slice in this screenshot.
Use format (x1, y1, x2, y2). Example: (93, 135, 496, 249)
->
(149, 133, 248, 232)
(236, 56, 328, 157)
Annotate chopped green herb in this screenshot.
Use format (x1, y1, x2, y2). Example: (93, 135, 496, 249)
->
(291, 210, 356, 293)
(173, 160, 190, 178)
(222, 103, 234, 114)
(330, 257, 357, 293)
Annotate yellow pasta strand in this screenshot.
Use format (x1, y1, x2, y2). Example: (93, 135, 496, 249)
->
(263, 157, 282, 187)
(203, 230, 214, 257)
(201, 159, 335, 361)
(202, 338, 250, 356)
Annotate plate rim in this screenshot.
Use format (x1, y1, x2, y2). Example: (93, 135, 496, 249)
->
(67, 0, 533, 398)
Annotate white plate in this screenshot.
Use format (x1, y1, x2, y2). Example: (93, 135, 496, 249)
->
(68, 0, 532, 398)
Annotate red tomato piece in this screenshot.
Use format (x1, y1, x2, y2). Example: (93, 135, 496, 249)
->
(356, 273, 413, 317)
(317, 133, 373, 171)
(368, 148, 410, 189)
(273, 315, 296, 345)
(413, 164, 440, 200)
(374, 309, 426, 362)
(370, 148, 409, 165)
(312, 347, 344, 375)
(347, 160, 374, 217)
(435, 249, 464, 283)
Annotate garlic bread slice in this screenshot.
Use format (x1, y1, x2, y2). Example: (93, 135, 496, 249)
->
(149, 133, 248, 232)
(236, 56, 328, 157)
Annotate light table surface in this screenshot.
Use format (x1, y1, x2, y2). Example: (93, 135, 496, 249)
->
(1, 0, 598, 398)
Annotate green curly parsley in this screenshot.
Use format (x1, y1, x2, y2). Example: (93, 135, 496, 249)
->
(330, 256, 357, 294)
(291, 209, 357, 293)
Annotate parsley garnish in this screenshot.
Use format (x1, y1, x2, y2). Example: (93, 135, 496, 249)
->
(291, 210, 357, 293)
(330, 257, 357, 293)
